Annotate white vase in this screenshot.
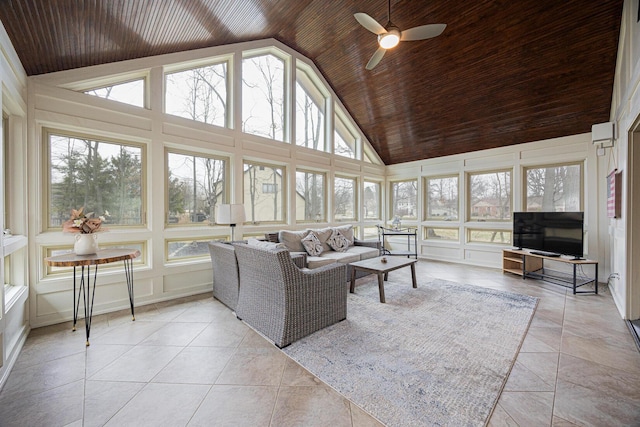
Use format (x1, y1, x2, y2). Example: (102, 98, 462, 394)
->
(74, 233, 99, 255)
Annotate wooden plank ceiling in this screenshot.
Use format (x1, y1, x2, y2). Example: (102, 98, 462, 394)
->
(0, 0, 622, 165)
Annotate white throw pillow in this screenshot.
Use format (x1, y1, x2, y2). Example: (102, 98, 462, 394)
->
(327, 229, 350, 252)
(301, 232, 323, 256)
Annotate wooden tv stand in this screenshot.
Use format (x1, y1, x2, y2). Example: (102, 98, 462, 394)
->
(502, 249, 598, 294)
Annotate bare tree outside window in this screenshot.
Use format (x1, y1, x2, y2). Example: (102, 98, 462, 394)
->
(526, 164, 581, 212)
(426, 176, 458, 220)
(334, 112, 357, 159)
(244, 162, 284, 223)
(167, 152, 226, 224)
(295, 80, 325, 150)
(242, 54, 285, 141)
(49, 134, 143, 227)
(469, 170, 511, 221)
(165, 62, 227, 127)
(334, 176, 356, 220)
(364, 181, 380, 220)
(391, 180, 417, 219)
(296, 170, 324, 221)
(84, 79, 144, 108)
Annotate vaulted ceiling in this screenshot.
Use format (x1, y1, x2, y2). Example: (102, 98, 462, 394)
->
(0, 0, 622, 165)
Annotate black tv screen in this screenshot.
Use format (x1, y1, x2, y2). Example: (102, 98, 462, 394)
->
(513, 212, 584, 258)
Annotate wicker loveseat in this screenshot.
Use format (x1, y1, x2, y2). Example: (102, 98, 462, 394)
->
(233, 243, 348, 348)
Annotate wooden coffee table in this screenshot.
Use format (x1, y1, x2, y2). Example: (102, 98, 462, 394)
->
(349, 256, 418, 303)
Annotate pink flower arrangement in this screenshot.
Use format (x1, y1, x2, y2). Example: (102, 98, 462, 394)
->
(62, 207, 108, 234)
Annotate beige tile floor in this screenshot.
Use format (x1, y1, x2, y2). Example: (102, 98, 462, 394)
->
(0, 259, 639, 426)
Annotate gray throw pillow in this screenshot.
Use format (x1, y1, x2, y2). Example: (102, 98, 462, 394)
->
(301, 231, 323, 256)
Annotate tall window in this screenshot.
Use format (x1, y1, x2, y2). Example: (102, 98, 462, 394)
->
(425, 175, 458, 221)
(84, 78, 145, 108)
(390, 180, 417, 220)
(364, 180, 380, 220)
(242, 53, 285, 141)
(47, 132, 144, 227)
(334, 108, 358, 159)
(334, 176, 357, 220)
(296, 170, 325, 222)
(165, 61, 228, 127)
(244, 161, 285, 223)
(166, 150, 227, 225)
(468, 170, 511, 221)
(295, 67, 326, 151)
(525, 163, 582, 212)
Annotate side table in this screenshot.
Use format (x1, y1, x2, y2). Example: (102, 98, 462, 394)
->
(45, 248, 141, 346)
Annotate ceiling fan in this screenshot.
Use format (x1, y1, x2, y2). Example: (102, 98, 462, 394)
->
(354, 0, 446, 70)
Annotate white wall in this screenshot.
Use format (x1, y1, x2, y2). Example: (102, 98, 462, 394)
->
(605, 0, 640, 319)
(386, 133, 602, 272)
(0, 19, 29, 389)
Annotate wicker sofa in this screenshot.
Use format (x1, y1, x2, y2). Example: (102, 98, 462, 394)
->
(264, 225, 380, 278)
(233, 243, 347, 348)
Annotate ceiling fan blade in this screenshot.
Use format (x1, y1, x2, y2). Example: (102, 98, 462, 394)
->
(400, 24, 446, 41)
(354, 12, 386, 35)
(366, 47, 386, 70)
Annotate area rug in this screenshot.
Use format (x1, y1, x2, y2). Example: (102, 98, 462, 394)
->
(283, 278, 538, 427)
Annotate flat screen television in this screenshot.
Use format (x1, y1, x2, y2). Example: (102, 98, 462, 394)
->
(513, 212, 584, 258)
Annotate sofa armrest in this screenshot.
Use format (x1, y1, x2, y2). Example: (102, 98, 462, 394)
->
(354, 238, 381, 251)
(291, 252, 307, 269)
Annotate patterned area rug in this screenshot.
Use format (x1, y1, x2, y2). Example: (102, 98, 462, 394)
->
(283, 278, 538, 427)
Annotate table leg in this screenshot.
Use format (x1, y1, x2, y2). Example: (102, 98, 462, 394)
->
(595, 263, 598, 294)
(350, 267, 357, 293)
(411, 263, 417, 288)
(82, 265, 99, 346)
(383, 271, 389, 281)
(377, 273, 386, 303)
(72, 266, 78, 332)
(123, 258, 136, 320)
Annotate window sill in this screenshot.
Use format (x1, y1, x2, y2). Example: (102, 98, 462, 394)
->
(3, 234, 27, 256)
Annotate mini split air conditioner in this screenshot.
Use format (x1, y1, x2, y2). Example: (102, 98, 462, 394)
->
(592, 122, 615, 148)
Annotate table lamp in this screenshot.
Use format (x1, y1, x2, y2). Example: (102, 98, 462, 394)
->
(216, 204, 246, 242)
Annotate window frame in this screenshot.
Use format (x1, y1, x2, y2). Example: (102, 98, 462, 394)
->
(467, 228, 512, 245)
(333, 105, 360, 160)
(363, 179, 382, 221)
(522, 161, 584, 212)
(295, 168, 327, 223)
(164, 58, 231, 128)
(165, 148, 230, 227)
(467, 168, 512, 222)
(333, 174, 358, 222)
(241, 48, 290, 143)
(389, 179, 418, 221)
(242, 159, 287, 225)
(295, 63, 328, 152)
(424, 174, 459, 222)
(43, 128, 147, 231)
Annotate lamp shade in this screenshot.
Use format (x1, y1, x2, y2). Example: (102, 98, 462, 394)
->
(216, 204, 246, 225)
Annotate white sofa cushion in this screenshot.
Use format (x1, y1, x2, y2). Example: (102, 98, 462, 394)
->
(344, 245, 379, 260)
(307, 256, 338, 269)
(319, 250, 360, 264)
(279, 229, 310, 252)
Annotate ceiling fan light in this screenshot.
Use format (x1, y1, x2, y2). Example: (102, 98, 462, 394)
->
(379, 30, 400, 49)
